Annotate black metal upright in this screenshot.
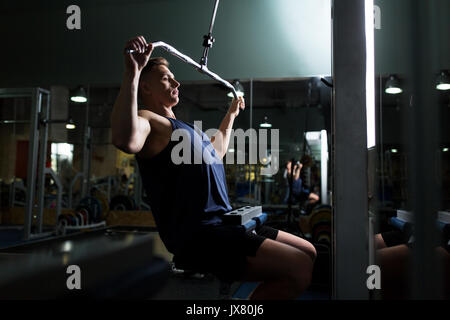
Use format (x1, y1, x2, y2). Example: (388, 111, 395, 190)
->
(332, 0, 370, 299)
(407, 0, 444, 299)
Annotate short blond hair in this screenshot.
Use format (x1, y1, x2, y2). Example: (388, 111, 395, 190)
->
(138, 57, 169, 101)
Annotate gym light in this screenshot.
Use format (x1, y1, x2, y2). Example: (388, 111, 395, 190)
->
(365, 0, 376, 149)
(385, 75, 402, 94)
(443, 147, 449, 152)
(260, 116, 272, 128)
(391, 149, 398, 153)
(227, 80, 245, 98)
(65, 118, 76, 130)
(436, 71, 450, 91)
(70, 86, 87, 103)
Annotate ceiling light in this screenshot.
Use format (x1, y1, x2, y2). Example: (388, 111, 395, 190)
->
(436, 71, 450, 91)
(260, 116, 272, 128)
(385, 75, 402, 94)
(70, 86, 87, 103)
(65, 118, 76, 130)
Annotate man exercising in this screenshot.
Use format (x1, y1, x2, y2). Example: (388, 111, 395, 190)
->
(111, 36, 317, 299)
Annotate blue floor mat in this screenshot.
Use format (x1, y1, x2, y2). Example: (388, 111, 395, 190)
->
(232, 282, 330, 300)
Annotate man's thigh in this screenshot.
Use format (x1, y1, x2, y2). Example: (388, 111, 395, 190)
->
(241, 238, 313, 282)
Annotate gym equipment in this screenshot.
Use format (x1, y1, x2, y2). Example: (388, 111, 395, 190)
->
(8, 178, 26, 207)
(68, 172, 84, 209)
(78, 197, 102, 223)
(0, 88, 51, 240)
(109, 195, 136, 211)
(172, 206, 268, 299)
(0, 226, 169, 299)
(91, 189, 110, 220)
(309, 205, 332, 245)
(128, 41, 237, 99)
(390, 210, 450, 246)
(222, 206, 262, 225)
(126, 0, 238, 99)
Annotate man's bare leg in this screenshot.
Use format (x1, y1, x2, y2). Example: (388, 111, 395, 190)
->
(242, 238, 314, 300)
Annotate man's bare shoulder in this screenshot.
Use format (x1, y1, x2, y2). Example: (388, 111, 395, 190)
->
(137, 109, 159, 120)
(136, 109, 173, 159)
(138, 109, 172, 131)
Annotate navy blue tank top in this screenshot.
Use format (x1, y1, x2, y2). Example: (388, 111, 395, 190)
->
(135, 117, 232, 254)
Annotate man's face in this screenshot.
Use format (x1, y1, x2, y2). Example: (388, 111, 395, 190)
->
(140, 65, 180, 107)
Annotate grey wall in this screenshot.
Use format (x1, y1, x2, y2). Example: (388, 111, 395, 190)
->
(0, 0, 332, 87)
(1, 0, 449, 86)
(374, 0, 450, 74)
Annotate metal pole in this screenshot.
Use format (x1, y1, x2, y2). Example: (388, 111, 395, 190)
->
(208, 0, 220, 35)
(379, 75, 385, 204)
(81, 86, 91, 199)
(249, 79, 253, 202)
(23, 89, 41, 240)
(36, 90, 50, 233)
(68, 172, 83, 208)
(45, 168, 62, 221)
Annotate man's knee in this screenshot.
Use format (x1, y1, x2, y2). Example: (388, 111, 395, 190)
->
(286, 251, 314, 291)
(307, 244, 318, 263)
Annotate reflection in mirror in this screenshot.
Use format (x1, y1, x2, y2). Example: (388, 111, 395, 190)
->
(174, 77, 333, 294)
(371, 73, 450, 299)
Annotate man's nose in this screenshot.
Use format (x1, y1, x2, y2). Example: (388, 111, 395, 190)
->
(171, 79, 180, 88)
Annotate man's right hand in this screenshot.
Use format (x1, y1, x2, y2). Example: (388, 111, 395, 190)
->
(123, 36, 154, 75)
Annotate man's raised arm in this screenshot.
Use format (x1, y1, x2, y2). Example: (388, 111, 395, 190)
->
(111, 36, 153, 153)
(210, 97, 245, 159)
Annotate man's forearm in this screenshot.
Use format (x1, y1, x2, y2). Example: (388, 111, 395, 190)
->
(111, 72, 140, 147)
(211, 111, 236, 159)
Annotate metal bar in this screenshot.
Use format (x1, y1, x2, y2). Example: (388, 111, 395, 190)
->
(126, 41, 237, 99)
(0, 88, 34, 98)
(332, 0, 369, 299)
(68, 172, 84, 208)
(208, 0, 220, 35)
(0, 119, 69, 125)
(0, 88, 49, 98)
(86, 86, 92, 198)
(0, 120, 30, 124)
(249, 78, 253, 202)
(45, 168, 62, 221)
(23, 89, 42, 240)
(81, 87, 91, 199)
(36, 92, 50, 233)
(379, 75, 385, 204)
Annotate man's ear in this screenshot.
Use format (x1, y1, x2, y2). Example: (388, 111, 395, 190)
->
(140, 81, 152, 97)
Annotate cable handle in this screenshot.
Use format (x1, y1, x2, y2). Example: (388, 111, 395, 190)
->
(125, 41, 237, 99)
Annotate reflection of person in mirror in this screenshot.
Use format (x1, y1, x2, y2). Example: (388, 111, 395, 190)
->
(374, 230, 450, 299)
(283, 160, 319, 210)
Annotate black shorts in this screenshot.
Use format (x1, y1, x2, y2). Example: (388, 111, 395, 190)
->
(173, 224, 279, 281)
(381, 230, 410, 247)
